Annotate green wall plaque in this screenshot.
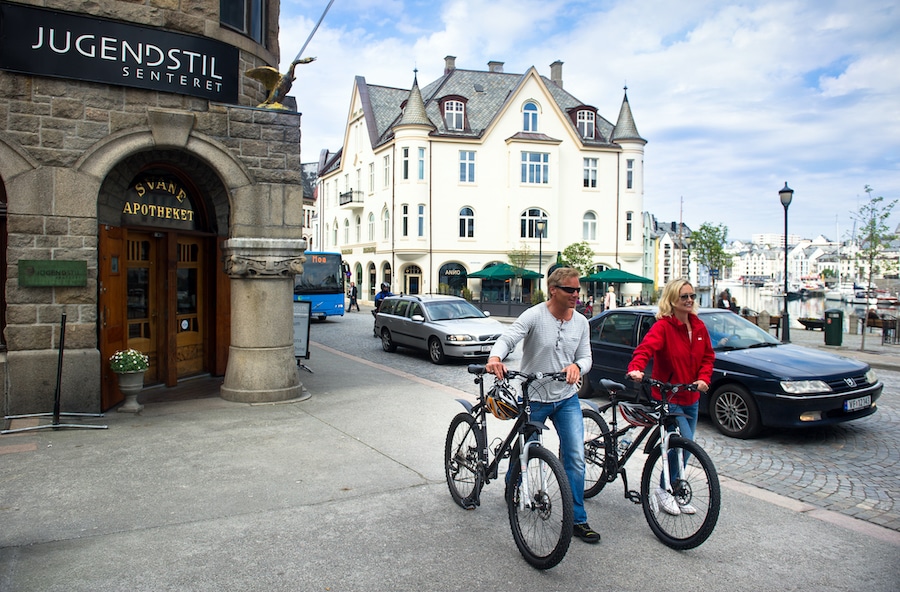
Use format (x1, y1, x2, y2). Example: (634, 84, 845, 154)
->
(19, 260, 88, 287)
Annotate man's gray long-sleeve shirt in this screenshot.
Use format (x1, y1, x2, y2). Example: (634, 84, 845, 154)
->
(489, 303, 592, 403)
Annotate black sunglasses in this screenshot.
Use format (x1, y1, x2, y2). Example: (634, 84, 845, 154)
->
(555, 286, 579, 294)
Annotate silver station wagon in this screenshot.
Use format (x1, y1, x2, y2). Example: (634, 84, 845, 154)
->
(375, 295, 504, 364)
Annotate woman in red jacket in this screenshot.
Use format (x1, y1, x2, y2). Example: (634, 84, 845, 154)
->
(626, 278, 715, 515)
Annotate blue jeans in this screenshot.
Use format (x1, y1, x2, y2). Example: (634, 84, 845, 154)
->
(663, 401, 699, 487)
(528, 394, 588, 525)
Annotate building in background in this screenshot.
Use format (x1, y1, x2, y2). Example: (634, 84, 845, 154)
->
(316, 57, 646, 303)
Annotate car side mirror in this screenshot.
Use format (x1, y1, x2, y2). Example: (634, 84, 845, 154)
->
(483, 311, 491, 317)
(411, 314, 425, 322)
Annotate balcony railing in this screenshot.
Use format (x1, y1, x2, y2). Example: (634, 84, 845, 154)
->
(339, 190, 364, 207)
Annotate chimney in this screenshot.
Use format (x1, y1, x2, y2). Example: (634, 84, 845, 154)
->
(550, 60, 563, 88)
(444, 55, 456, 75)
(488, 61, 504, 73)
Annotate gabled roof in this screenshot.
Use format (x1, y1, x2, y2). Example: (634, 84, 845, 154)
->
(345, 63, 625, 154)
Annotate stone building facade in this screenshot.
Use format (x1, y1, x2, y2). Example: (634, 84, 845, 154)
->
(0, 0, 308, 415)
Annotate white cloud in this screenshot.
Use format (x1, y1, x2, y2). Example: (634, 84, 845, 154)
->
(280, 0, 899, 240)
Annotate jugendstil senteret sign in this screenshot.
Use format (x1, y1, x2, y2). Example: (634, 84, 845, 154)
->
(0, 1, 239, 103)
(124, 175, 199, 230)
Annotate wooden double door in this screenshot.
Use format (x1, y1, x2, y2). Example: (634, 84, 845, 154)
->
(99, 226, 217, 410)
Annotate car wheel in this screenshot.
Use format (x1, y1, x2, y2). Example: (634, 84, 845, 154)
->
(428, 337, 446, 364)
(380, 328, 397, 352)
(710, 384, 761, 439)
(576, 375, 593, 398)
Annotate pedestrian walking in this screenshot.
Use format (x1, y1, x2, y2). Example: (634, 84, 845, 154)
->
(348, 282, 360, 312)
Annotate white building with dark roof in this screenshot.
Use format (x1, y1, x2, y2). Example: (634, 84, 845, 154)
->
(316, 57, 646, 302)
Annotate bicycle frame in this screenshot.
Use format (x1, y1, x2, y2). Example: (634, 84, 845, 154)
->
(455, 367, 552, 509)
(587, 379, 692, 499)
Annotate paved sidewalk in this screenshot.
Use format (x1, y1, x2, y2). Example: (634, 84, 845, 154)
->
(1, 342, 898, 591)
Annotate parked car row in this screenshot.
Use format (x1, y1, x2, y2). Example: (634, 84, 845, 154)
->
(371, 296, 883, 439)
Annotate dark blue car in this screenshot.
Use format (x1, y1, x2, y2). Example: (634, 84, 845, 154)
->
(580, 307, 883, 438)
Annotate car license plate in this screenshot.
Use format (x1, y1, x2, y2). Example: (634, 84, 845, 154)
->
(844, 395, 871, 411)
(481, 345, 492, 353)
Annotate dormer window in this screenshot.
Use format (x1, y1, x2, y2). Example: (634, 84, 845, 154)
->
(577, 110, 595, 139)
(523, 101, 538, 132)
(444, 100, 465, 131)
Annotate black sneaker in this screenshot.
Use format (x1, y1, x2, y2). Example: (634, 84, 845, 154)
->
(573, 523, 601, 544)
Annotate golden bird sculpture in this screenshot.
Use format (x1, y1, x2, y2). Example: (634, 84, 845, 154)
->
(245, 56, 317, 110)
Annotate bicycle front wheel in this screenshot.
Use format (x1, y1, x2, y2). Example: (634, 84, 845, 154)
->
(444, 412, 485, 509)
(505, 445, 573, 570)
(640, 435, 721, 550)
(582, 408, 613, 499)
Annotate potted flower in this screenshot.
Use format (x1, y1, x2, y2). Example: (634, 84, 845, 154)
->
(110, 349, 149, 413)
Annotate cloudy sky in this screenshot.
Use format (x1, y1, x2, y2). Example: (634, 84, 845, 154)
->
(278, 0, 899, 242)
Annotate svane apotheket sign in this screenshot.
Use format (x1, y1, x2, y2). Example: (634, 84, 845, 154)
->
(0, 1, 238, 103)
(124, 175, 199, 230)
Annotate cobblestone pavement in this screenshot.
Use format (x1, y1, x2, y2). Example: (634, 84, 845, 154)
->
(310, 306, 900, 532)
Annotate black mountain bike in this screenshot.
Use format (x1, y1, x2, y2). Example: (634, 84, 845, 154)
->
(444, 365, 574, 570)
(582, 378, 721, 550)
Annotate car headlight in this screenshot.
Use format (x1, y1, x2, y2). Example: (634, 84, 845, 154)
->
(865, 369, 878, 384)
(446, 334, 474, 342)
(780, 380, 832, 394)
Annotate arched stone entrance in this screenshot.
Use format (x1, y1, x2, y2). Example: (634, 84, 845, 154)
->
(97, 150, 230, 410)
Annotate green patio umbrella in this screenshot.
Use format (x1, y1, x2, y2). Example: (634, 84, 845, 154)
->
(581, 268, 653, 284)
(467, 263, 543, 280)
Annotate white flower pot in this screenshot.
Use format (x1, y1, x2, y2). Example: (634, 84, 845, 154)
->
(116, 370, 145, 413)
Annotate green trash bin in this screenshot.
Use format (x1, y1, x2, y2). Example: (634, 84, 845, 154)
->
(824, 309, 843, 346)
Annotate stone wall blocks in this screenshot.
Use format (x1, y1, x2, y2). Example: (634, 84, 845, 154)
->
(51, 98, 85, 120)
(77, 120, 112, 140)
(7, 305, 37, 325)
(148, 109, 195, 148)
(5, 324, 53, 350)
(52, 168, 102, 218)
(109, 111, 149, 134)
(230, 121, 261, 140)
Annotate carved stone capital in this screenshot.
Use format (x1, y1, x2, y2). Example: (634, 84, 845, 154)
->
(222, 238, 306, 278)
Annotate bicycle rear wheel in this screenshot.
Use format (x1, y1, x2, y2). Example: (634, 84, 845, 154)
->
(505, 445, 573, 570)
(582, 408, 613, 499)
(444, 412, 485, 509)
(640, 435, 721, 550)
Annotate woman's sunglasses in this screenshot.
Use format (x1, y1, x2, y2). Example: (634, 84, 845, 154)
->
(679, 293, 697, 301)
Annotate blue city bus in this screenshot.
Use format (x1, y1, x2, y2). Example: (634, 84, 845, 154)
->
(294, 251, 346, 319)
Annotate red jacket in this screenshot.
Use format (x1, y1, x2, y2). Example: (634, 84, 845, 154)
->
(627, 314, 715, 406)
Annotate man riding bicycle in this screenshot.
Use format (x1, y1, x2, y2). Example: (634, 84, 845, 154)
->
(485, 267, 600, 544)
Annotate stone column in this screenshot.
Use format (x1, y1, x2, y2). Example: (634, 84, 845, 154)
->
(220, 238, 306, 403)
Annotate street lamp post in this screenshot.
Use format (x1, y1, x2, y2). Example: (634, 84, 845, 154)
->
(536, 218, 547, 295)
(779, 182, 794, 343)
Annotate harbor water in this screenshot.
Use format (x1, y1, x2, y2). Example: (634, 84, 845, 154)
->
(702, 284, 899, 333)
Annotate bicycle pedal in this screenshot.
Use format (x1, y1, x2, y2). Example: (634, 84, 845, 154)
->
(626, 490, 642, 504)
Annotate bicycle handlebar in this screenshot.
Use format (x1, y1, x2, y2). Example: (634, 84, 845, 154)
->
(466, 364, 567, 382)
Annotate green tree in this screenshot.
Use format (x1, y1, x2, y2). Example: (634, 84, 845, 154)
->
(507, 244, 533, 303)
(852, 185, 897, 351)
(690, 223, 732, 304)
(561, 242, 595, 278)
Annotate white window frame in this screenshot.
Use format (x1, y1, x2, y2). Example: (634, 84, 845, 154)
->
(523, 101, 538, 132)
(627, 159, 634, 189)
(583, 211, 597, 241)
(367, 213, 375, 241)
(521, 152, 549, 184)
(445, 100, 464, 130)
(577, 110, 595, 139)
(459, 207, 474, 238)
(401, 204, 409, 237)
(521, 208, 548, 239)
(417, 147, 425, 180)
(417, 204, 425, 237)
(583, 158, 597, 188)
(459, 151, 475, 183)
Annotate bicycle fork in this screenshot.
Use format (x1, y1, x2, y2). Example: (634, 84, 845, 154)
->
(514, 433, 547, 510)
(659, 428, 685, 493)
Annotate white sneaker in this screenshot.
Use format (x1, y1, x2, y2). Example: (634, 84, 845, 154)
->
(656, 488, 681, 515)
(679, 502, 697, 515)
